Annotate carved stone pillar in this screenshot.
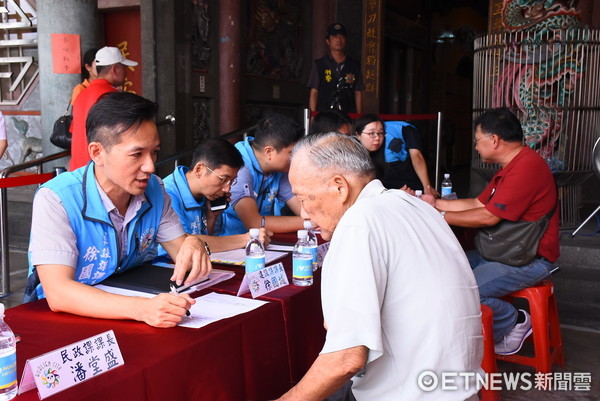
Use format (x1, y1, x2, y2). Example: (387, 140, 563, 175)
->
(218, 0, 241, 134)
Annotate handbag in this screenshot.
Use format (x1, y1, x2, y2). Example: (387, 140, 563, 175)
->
(474, 206, 555, 267)
(50, 102, 72, 149)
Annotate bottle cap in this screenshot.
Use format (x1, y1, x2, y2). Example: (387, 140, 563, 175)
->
(415, 190, 423, 196)
(444, 173, 450, 178)
(297, 229, 308, 238)
(249, 228, 260, 238)
(303, 220, 313, 230)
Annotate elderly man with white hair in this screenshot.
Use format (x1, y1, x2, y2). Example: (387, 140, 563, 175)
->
(277, 132, 483, 401)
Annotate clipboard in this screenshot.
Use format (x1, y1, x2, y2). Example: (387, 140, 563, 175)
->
(100, 263, 208, 295)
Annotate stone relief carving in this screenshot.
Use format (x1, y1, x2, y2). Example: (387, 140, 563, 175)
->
(192, 98, 210, 143)
(191, 0, 211, 71)
(245, 0, 304, 80)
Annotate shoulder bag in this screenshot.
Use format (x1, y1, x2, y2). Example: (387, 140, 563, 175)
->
(50, 101, 72, 149)
(474, 205, 556, 267)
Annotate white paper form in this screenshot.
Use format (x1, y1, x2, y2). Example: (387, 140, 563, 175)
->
(266, 244, 294, 252)
(210, 248, 288, 266)
(178, 292, 268, 329)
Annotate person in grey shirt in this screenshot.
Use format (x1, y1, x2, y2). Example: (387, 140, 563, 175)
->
(26, 92, 211, 328)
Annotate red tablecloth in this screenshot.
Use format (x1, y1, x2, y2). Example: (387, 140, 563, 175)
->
(7, 291, 290, 401)
(209, 255, 326, 384)
(7, 234, 327, 400)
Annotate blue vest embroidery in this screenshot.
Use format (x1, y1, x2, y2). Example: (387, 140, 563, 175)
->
(27, 163, 164, 300)
(383, 121, 414, 163)
(220, 137, 281, 235)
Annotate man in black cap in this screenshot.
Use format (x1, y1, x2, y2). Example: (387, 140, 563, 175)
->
(307, 23, 364, 114)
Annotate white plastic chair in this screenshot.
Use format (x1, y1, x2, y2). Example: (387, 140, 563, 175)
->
(570, 136, 600, 237)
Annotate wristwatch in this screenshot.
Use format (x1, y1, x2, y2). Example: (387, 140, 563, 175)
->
(203, 242, 211, 255)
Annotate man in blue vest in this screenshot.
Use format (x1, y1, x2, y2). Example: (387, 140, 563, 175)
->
(220, 112, 305, 235)
(26, 92, 211, 328)
(159, 138, 271, 256)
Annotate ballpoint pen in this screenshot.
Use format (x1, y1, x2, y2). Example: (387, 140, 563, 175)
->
(170, 283, 191, 317)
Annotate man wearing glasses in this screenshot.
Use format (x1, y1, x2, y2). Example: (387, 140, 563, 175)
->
(431, 108, 559, 356)
(220, 112, 305, 235)
(158, 138, 271, 255)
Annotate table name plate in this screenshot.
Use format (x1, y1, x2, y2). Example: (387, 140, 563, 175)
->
(237, 262, 289, 298)
(18, 330, 125, 399)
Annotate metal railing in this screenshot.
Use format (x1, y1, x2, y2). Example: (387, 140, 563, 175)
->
(0, 150, 70, 296)
(303, 109, 444, 188)
(0, 115, 177, 296)
(156, 124, 256, 170)
(0, 118, 256, 296)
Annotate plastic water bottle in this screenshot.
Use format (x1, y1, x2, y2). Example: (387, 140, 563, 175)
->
(303, 220, 319, 271)
(245, 228, 265, 274)
(441, 173, 452, 198)
(292, 230, 313, 286)
(0, 304, 17, 401)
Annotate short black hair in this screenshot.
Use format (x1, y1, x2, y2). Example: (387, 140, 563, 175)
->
(81, 48, 98, 81)
(252, 112, 303, 151)
(95, 64, 108, 76)
(190, 138, 244, 170)
(351, 114, 384, 136)
(309, 111, 351, 135)
(86, 92, 158, 150)
(474, 108, 524, 143)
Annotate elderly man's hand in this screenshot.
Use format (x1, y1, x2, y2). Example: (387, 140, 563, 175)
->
(399, 185, 415, 196)
(171, 235, 212, 285)
(420, 194, 436, 207)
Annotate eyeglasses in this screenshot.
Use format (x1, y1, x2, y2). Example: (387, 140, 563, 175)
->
(205, 165, 237, 187)
(473, 134, 493, 145)
(361, 131, 386, 138)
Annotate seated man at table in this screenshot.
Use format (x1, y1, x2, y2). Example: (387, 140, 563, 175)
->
(220, 112, 305, 235)
(431, 108, 559, 355)
(158, 138, 271, 257)
(279, 132, 482, 401)
(25, 92, 211, 328)
(309, 110, 352, 135)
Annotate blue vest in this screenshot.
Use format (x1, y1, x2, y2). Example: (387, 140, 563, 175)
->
(26, 163, 164, 300)
(220, 137, 282, 235)
(157, 165, 207, 258)
(383, 121, 414, 163)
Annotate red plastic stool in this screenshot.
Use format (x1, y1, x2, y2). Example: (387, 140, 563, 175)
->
(480, 305, 500, 401)
(496, 280, 565, 373)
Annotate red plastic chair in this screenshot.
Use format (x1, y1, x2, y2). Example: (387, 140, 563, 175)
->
(497, 280, 565, 373)
(480, 304, 500, 401)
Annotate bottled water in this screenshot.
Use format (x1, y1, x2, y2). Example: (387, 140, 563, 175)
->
(245, 228, 265, 274)
(0, 304, 17, 401)
(292, 230, 313, 286)
(441, 173, 453, 198)
(303, 220, 319, 271)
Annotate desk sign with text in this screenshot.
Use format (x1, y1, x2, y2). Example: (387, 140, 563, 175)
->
(237, 262, 289, 298)
(18, 330, 124, 399)
(316, 242, 330, 268)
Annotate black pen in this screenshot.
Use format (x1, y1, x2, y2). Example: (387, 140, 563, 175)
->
(169, 284, 191, 317)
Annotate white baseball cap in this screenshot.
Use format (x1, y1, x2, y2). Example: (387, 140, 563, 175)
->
(95, 46, 138, 67)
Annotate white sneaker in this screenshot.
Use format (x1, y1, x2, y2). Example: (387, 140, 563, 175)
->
(494, 309, 533, 355)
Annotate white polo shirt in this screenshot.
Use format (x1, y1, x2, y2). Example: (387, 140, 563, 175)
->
(321, 180, 483, 401)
